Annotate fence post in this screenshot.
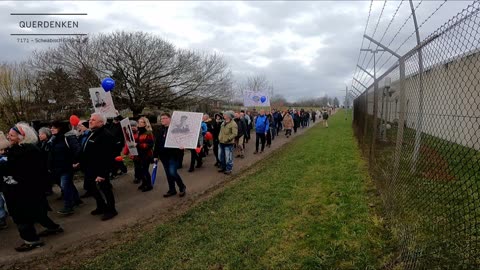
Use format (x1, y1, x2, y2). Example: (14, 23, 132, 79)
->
(393, 57, 406, 178)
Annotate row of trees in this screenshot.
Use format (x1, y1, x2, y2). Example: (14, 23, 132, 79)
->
(0, 31, 340, 130)
(0, 31, 234, 129)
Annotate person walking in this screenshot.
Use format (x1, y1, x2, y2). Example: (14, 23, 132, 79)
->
(77, 121, 94, 199)
(212, 113, 223, 167)
(38, 127, 54, 196)
(293, 111, 301, 134)
(153, 113, 187, 197)
(234, 112, 246, 159)
(282, 111, 294, 138)
(254, 109, 269, 154)
(266, 111, 275, 148)
(188, 129, 204, 173)
(1, 123, 63, 252)
(242, 110, 252, 143)
(108, 115, 127, 179)
(0, 132, 10, 229)
(81, 113, 118, 221)
(133, 117, 155, 192)
(323, 110, 329, 128)
(218, 111, 237, 175)
(124, 120, 141, 184)
(49, 120, 83, 215)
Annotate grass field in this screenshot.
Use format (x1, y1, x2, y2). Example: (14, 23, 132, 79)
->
(80, 110, 394, 270)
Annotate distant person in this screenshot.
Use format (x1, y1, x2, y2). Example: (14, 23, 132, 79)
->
(212, 113, 223, 167)
(234, 112, 246, 159)
(323, 110, 329, 128)
(132, 117, 155, 192)
(254, 110, 269, 154)
(282, 111, 294, 138)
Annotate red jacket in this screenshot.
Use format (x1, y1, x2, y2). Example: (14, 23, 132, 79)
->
(123, 130, 154, 162)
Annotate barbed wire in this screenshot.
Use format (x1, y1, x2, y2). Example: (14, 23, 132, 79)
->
(351, 0, 374, 90)
(378, 0, 447, 72)
(358, 0, 423, 88)
(354, 0, 388, 92)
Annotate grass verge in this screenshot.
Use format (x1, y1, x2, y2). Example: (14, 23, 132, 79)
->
(80, 110, 393, 270)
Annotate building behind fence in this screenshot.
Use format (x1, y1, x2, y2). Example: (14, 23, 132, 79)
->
(352, 1, 480, 268)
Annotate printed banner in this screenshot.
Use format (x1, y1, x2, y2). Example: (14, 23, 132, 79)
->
(243, 91, 270, 107)
(165, 111, 203, 149)
(120, 118, 138, 156)
(89, 87, 117, 118)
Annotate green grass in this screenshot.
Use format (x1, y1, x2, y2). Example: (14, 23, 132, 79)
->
(360, 119, 480, 268)
(80, 110, 393, 270)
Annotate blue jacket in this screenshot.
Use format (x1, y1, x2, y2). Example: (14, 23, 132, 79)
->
(201, 122, 208, 136)
(255, 115, 269, 133)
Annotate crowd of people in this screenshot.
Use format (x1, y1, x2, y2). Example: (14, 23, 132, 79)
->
(0, 107, 332, 252)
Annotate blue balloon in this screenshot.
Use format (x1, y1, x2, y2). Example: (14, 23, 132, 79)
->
(101, 78, 115, 92)
(260, 96, 267, 103)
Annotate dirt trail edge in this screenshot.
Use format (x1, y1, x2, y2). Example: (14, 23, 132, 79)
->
(0, 122, 320, 270)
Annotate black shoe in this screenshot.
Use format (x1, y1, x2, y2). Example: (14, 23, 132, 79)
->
(57, 207, 74, 216)
(163, 192, 177, 198)
(214, 162, 219, 167)
(254, 151, 258, 155)
(15, 241, 45, 252)
(90, 208, 105, 216)
(133, 179, 141, 184)
(74, 199, 84, 207)
(38, 227, 64, 237)
(141, 186, 153, 192)
(188, 168, 194, 173)
(218, 169, 225, 173)
(101, 211, 118, 221)
(80, 192, 93, 199)
(179, 188, 186, 197)
(138, 184, 146, 190)
(224, 171, 232, 175)
(195, 162, 202, 168)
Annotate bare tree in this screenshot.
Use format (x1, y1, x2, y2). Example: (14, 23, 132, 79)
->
(0, 62, 37, 127)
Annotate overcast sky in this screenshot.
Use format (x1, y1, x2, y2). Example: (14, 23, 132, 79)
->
(0, 1, 473, 102)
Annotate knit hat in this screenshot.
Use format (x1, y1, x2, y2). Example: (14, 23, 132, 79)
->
(130, 120, 138, 127)
(81, 121, 89, 128)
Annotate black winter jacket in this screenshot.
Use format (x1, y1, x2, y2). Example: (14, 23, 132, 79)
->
(81, 126, 116, 178)
(48, 132, 81, 175)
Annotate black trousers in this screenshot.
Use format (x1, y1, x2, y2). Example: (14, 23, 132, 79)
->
(86, 172, 116, 213)
(189, 149, 203, 169)
(256, 133, 266, 152)
(266, 130, 272, 146)
(13, 203, 59, 242)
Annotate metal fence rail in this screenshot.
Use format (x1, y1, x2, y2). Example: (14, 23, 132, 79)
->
(352, 1, 480, 268)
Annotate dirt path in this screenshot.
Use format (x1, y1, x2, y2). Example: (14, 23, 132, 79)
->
(0, 121, 320, 269)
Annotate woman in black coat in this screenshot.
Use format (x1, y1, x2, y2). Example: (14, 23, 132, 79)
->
(1, 123, 63, 252)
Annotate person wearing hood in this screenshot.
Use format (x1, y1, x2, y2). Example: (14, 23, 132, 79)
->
(218, 111, 237, 175)
(254, 109, 269, 154)
(48, 120, 83, 215)
(1, 123, 63, 252)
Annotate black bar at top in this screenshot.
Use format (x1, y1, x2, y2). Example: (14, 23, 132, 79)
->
(10, 33, 88, 36)
(10, 13, 87, 15)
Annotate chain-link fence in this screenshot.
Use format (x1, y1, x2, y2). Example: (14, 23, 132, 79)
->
(353, 2, 480, 268)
